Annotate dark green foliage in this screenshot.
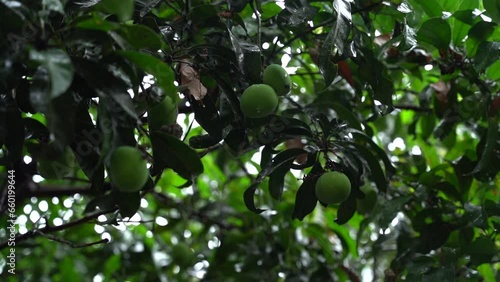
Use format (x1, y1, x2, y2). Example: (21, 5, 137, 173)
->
(0, 0, 498, 281)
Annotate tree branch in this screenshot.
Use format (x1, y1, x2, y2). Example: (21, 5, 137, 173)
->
(1, 180, 97, 217)
(0, 208, 117, 250)
(24, 184, 94, 199)
(34, 230, 109, 248)
(339, 264, 361, 282)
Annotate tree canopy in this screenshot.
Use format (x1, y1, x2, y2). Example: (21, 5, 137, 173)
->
(0, 0, 499, 281)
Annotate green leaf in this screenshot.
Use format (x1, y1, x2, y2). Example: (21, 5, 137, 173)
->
(483, 0, 500, 23)
(84, 193, 117, 214)
(228, 0, 248, 12)
(279, 116, 314, 138)
(405, 256, 436, 278)
(421, 267, 455, 281)
(116, 191, 141, 218)
(189, 91, 223, 141)
(115, 24, 162, 50)
(477, 264, 496, 282)
(75, 15, 120, 31)
(99, 0, 134, 22)
(418, 114, 436, 140)
(72, 58, 137, 121)
(244, 148, 308, 212)
(115, 51, 177, 101)
(408, 0, 443, 18)
(451, 19, 471, 45)
(417, 18, 451, 49)
(187, 4, 220, 27)
(466, 21, 496, 56)
(436, 0, 462, 13)
(473, 41, 500, 73)
(434, 182, 462, 202)
(485, 59, 500, 80)
(103, 254, 121, 280)
(260, 145, 275, 168)
(0, 95, 24, 164)
(450, 1, 483, 44)
(462, 203, 489, 228)
(23, 117, 50, 141)
(29, 85, 78, 145)
(241, 43, 262, 84)
(464, 236, 498, 265)
(224, 129, 248, 152)
(453, 9, 480, 25)
(29, 49, 74, 99)
(335, 196, 356, 225)
(329, 102, 362, 131)
(471, 119, 499, 174)
(260, 2, 282, 21)
(451, 154, 475, 199)
(318, 0, 351, 87)
(400, 22, 417, 51)
(341, 142, 388, 192)
(292, 163, 321, 220)
(150, 132, 204, 179)
(356, 48, 394, 109)
(268, 160, 292, 201)
(375, 196, 412, 229)
(0, 1, 26, 35)
(244, 183, 266, 213)
(277, 1, 319, 27)
(484, 199, 500, 217)
(350, 131, 397, 178)
(269, 148, 307, 170)
(72, 103, 105, 192)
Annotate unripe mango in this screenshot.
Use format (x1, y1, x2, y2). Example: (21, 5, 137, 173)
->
(240, 84, 278, 118)
(109, 146, 149, 192)
(148, 96, 177, 131)
(263, 64, 291, 96)
(315, 171, 351, 205)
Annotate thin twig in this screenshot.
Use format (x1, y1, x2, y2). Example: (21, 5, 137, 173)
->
(25, 185, 94, 198)
(339, 264, 361, 282)
(0, 208, 117, 250)
(34, 230, 109, 248)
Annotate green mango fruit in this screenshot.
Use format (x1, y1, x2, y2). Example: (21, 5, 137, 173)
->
(109, 146, 149, 192)
(148, 96, 178, 131)
(315, 171, 351, 205)
(263, 64, 291, 96)
(240, 84, 278, 118)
